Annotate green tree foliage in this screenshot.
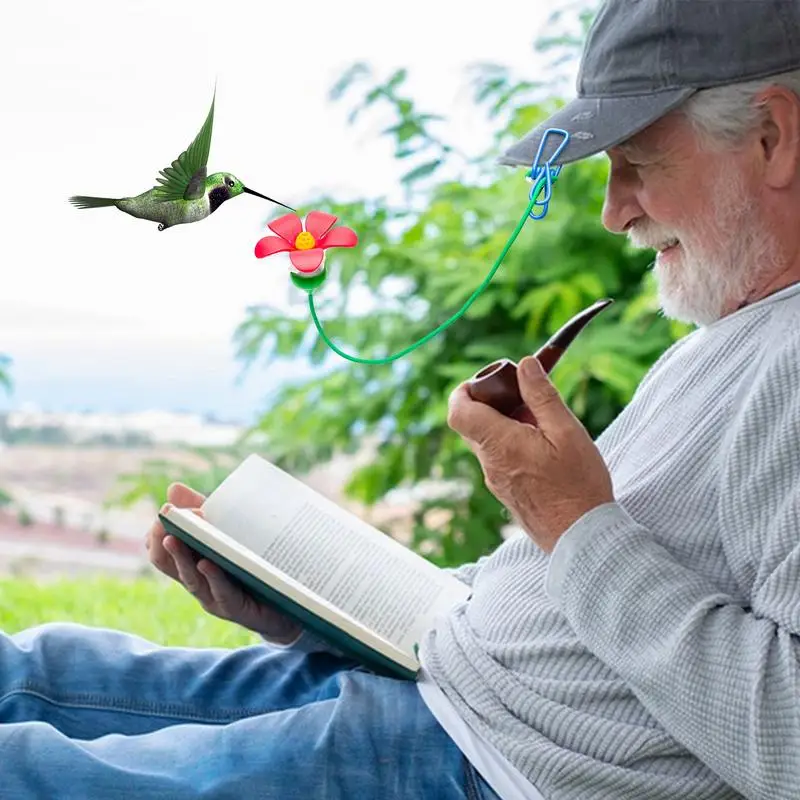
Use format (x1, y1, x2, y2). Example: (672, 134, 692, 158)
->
(106, 446, 253, 511)
(111, 5, 694, 568)
(230, 17, 693, 567)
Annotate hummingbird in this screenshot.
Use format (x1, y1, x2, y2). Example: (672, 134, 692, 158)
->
(68, 91, 294, 231)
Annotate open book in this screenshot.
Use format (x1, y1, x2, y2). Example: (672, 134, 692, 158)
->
(158, 454, 471, 680)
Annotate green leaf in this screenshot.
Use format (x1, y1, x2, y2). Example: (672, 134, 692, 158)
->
(0, 354, 12, 394)
(0, 486, 12, 507)
(385, 68, 408, 93)
(328, 62, 371, 101)
(401, 159, 443, 185)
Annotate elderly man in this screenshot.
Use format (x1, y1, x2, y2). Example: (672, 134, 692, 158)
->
(3, 0, 800, 797)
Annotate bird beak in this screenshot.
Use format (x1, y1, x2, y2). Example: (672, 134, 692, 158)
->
(242, 186, 295, 211)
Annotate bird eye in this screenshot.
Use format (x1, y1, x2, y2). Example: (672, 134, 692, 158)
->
(226, 178, 235, 187)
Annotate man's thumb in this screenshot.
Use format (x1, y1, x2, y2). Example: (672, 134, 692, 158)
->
(517, 356, 566, 427)
(167, 482, 207, 508)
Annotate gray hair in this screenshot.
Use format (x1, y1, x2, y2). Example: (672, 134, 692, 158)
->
(680, 68, 800, 147)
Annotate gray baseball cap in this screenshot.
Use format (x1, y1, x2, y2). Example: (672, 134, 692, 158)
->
(500, 0, 800, 168)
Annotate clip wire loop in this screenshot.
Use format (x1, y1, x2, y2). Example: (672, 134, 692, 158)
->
(308, 129, 571, 365)
(527, 127, 569, 220)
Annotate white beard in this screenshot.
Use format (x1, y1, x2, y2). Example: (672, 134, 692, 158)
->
(628, 167, 781, 326)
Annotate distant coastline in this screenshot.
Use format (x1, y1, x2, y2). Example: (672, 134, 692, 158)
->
(0, 348, 321, 426)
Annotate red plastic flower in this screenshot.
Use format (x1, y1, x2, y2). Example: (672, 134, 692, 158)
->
(254, 211, 358, 276)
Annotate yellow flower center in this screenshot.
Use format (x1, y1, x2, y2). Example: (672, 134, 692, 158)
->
(294, 231, 316, 250)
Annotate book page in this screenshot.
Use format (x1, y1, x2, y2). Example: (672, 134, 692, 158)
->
(163, 506, 420, 674)
(202, 455, 470, 653)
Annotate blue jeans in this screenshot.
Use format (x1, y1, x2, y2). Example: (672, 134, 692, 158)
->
(0, 622, 501, 799)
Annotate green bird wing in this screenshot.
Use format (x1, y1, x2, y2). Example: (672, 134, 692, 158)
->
(151, 92, 215, 202)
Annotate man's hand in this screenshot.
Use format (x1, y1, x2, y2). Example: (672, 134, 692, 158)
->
(447, 355, 615, 553)
(146, 483, 301, 643)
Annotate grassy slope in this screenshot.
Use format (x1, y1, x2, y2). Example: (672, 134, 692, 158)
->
(0, 576, 260, 648)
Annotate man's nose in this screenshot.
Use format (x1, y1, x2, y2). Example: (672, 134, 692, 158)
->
(601, 166, 643, 234)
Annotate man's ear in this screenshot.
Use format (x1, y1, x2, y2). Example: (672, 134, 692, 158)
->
(758, 85, 800, 190)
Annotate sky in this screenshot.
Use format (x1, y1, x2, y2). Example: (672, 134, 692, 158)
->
(1, 0, 572, 421)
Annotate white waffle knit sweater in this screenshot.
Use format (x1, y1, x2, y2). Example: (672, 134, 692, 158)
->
(420, 281, 800, 800)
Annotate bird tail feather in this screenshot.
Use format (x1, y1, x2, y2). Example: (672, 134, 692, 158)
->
(68, 196, 119, 209)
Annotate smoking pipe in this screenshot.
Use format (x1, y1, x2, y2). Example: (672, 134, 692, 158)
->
(466, 298, 614, 419)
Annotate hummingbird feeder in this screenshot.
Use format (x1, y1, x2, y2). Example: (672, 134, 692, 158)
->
(254, 210, 358, 293)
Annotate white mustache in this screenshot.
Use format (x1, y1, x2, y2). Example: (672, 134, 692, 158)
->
(627, 222, 680, 251)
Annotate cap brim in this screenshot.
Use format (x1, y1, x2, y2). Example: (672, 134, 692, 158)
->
(498, 88, 697, 168)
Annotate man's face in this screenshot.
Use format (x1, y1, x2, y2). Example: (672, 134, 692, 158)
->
(602, 112, 779, 326)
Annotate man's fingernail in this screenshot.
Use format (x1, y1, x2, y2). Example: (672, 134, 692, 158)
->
(160, 502, 172, 513)
(521, 357, 540, 377)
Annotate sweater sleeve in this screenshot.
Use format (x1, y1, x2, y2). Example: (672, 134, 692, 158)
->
(544, 339, 800, 800)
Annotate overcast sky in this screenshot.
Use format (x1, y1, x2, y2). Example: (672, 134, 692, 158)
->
(2, 0, 568, 417)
